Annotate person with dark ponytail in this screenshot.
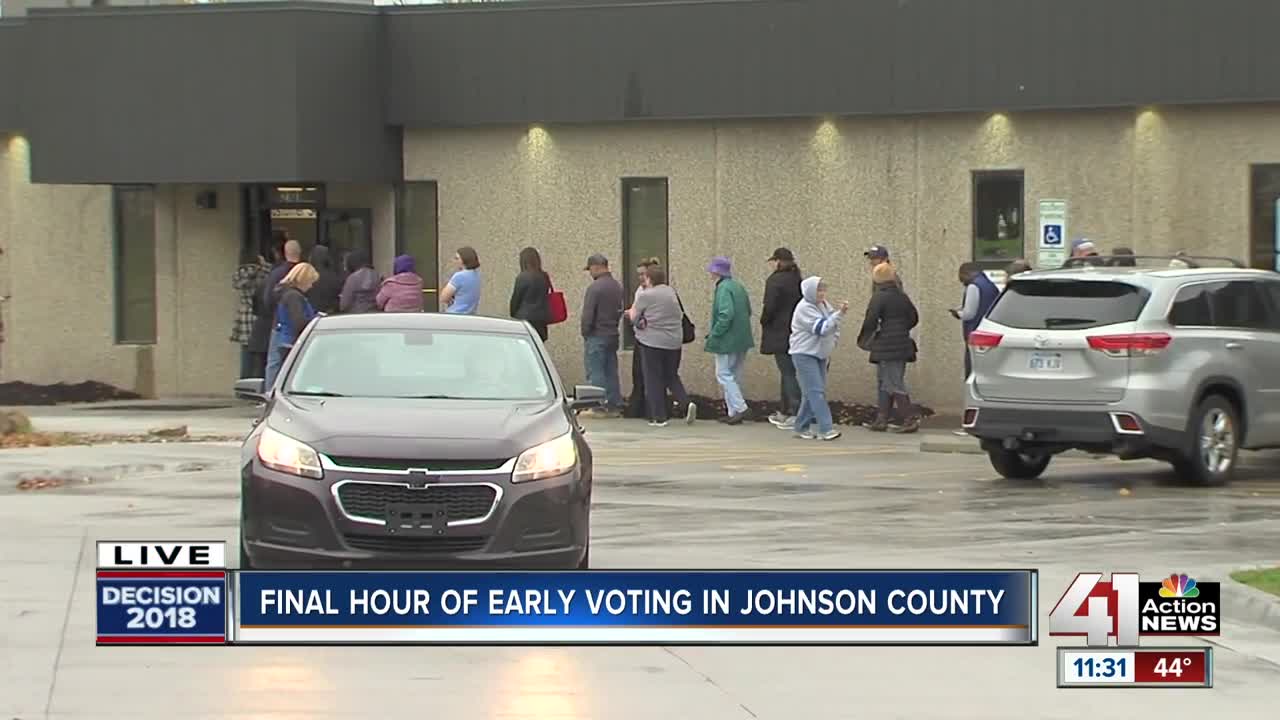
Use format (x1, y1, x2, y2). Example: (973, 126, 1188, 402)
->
(510, 247, 551, 341)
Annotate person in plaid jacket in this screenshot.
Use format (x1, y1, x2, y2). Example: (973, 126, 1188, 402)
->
(232, 253, 270, 379)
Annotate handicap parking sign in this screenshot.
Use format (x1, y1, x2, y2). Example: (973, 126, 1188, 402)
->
(1042, 224, 1063, 247)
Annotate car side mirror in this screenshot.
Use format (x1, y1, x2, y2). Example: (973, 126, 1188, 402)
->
(569, 384, 607, 411)
(235, 378, 267, 403)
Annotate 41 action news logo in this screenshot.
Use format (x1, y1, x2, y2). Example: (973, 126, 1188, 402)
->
(1048, 572, 1220, 647)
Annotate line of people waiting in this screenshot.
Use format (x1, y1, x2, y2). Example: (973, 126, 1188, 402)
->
(231, 232, 1135, 434)
(577, 247, 927, 440)
(232, 230, 488, 387)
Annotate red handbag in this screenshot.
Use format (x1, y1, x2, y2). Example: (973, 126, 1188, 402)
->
(546, 274, 568, 325)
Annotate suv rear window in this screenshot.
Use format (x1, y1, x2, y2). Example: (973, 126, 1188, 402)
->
(987, 279, 1151, 330)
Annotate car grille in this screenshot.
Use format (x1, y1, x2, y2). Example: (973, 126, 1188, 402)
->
(343, 533, 489, 554)
(327, 456, 509, 472)
(336, 482, 498, 523)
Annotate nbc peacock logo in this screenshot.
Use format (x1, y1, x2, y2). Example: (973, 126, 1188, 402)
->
(1158, 573, 1200, 598)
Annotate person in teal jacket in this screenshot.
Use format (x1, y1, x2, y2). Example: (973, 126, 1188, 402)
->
(704, 256, 755, 424)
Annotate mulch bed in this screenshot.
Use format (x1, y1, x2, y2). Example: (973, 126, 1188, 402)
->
(0, 381, 141, 406)
(630, 394, 935, 426)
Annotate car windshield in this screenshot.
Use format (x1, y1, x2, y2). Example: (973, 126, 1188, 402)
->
(987, 279, 1151, 330)
(285, 329, 554, 400)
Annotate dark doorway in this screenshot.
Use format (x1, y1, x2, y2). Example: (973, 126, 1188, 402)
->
(320, 208, 374, 276)
(396, 182, 440, 312)
(1249, 165, 1280, 271)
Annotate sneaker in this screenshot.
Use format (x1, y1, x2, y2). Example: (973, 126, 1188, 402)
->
(776, 417, 795, 430)
(648, 419, 669, 428)
(818, 429, 842, 441)
(768, 412, 787, 425)
(952, 428, 969, 437)
(889, 418, 920, 434)
(725, 411, 748, 426)
(794, 430, 816, 440)
(685, 403, 697, 424)
(862, 419, 888, 432)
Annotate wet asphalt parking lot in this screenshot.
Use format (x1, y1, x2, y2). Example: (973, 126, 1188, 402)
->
(1, 408, 1278, 719)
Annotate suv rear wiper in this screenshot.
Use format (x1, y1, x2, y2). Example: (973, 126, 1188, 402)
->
(399, 394, 469, 399)
(288, 390, 347, 397)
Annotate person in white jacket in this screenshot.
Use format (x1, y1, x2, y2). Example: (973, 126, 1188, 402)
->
(787, 276, 849, 441)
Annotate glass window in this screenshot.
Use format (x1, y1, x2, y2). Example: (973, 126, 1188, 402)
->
(987, 279, 1149, 330)
(1168, 283, 1217, 327)
(397, 182, 439, 311)
(621, 178, 669, 349)
(1263, 282, 1280, 330)
(1249, 165, 1280, 271)
(972, 171, 1024, 265)
(1210, 281, 1271, 329)
(1169, 281, 1271, 328)
(113, 186, 157, 344)
(286, 329, 552, 401)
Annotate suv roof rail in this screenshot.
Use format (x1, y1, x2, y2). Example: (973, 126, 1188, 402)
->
(1059, 255, 1246, 269)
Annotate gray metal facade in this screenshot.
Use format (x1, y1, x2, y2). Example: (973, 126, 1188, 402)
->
(3, 0, 1279, 184)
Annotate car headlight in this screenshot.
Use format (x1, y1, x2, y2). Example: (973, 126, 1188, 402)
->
(256, 426, 323, 479)
(512, 432, 577, 483)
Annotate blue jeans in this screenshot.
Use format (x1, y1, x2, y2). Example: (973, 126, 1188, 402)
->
(792, 353, 833, 434)
(714, 352, 748, 416)
(264, 328, 284, 389)
(584, 335, 623, 410)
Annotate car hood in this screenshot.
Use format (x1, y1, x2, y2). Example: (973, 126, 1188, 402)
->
(264, 395, 570, 461)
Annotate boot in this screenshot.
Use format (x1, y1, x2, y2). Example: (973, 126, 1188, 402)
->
(863, 391, 891, 431)
(888, 394, 920, 434)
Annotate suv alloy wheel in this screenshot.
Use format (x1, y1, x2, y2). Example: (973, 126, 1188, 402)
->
(1173, 394, 1239, 486)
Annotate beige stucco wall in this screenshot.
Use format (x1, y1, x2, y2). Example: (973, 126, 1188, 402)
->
(405, 104, 1271, 412)
(1, 137, 244, 397)
(1, 134, 132, 390)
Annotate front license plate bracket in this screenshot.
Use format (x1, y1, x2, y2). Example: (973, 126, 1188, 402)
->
(385, 503, 447, 536)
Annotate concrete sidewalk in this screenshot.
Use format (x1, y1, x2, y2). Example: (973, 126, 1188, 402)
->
(17, 399, 258, 438)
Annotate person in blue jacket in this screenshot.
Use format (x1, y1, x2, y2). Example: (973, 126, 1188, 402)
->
(952, 262, 1001, 379)
(266, 262, 319, 388)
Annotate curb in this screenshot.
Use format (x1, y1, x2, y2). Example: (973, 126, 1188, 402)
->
(919, 439, 985, 455)
(1221, 573, 1280, 633)
(3, 460, 229, 487)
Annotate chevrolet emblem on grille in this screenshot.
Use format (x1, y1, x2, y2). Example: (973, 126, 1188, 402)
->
(406, 470, 434, 489)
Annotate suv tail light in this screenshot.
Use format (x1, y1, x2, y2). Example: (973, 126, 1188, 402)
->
(1086, 333, 1171, 357)
(967, 331, 1003, 353)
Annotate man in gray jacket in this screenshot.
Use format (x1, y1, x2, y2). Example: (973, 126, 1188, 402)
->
(580, 254, 625, 416)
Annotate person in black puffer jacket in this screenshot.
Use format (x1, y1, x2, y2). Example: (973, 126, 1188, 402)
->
(759, 247, 804, 427)
(856, 262, 920, 433)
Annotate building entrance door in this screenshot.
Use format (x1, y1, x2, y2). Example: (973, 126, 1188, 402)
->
(319, 208, 373, 274)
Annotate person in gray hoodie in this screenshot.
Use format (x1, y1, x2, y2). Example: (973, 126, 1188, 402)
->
(339, 249, 380, 314)
(787, 276, 849, 441)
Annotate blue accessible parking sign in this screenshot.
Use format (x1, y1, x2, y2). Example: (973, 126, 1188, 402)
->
(1042, 224, 1063, 247)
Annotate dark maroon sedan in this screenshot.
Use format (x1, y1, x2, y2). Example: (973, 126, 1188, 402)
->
(234, 312, 603, 570)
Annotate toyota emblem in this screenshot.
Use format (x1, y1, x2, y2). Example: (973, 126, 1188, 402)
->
(1033, 335, 1049, 348)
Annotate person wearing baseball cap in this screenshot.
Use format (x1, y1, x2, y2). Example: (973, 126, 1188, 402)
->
(761, 248, 803, 428)
(579, 253, 624, 416)
(863, 245, 904, 291)
(704, 256, 755, 425)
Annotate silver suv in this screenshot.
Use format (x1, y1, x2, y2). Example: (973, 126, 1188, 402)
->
(962, 255, 1280, 485)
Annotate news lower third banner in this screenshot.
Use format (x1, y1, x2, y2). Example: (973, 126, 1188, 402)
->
(230, 570, 1038, 645)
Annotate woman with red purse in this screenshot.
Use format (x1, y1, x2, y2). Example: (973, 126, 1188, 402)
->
(510, 247, 567, 341)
